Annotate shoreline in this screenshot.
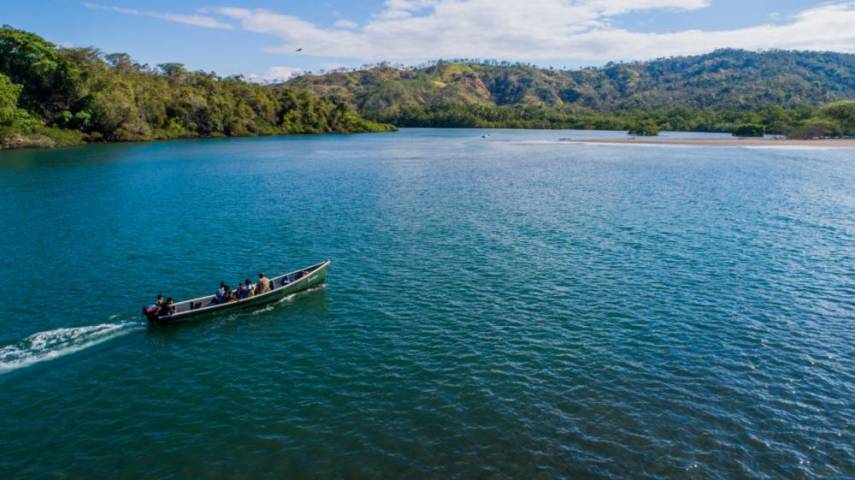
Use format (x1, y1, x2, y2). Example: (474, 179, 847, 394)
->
(0, 128, 398, 153)
(560, 138, 855, 148)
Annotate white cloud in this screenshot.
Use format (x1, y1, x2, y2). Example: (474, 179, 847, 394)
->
(334, 19, 359, 29)
(86, 1, 855, 63)
(83, 2, 233, 30)
(247, 66, 304, 83)
(213, 0, 855, 61)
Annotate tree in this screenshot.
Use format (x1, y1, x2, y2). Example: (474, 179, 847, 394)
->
(816, 100, 855, 135)
(787, 118, 842, 139)
(89, 79, 149, 141)
(0, 26, 80, 118)
(0, 73, 21, 125)
(105, 52, 134, 70)
(158, 62, 186, 77)
(628, 119, 660, 136)
(733, 124, 765, 137)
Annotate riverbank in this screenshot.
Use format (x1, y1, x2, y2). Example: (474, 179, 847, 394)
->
(560, 137, 855, 148)
(0, 123, 397, 152)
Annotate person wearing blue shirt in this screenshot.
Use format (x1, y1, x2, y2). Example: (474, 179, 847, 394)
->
(215, 282, 229, 303)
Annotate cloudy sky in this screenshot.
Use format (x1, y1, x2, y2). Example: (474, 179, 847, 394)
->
(3, 1, 854, 81)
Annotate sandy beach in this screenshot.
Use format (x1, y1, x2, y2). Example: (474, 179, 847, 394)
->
(562, 138, 855, 148)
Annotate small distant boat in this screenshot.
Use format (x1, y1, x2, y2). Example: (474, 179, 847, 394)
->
(145, 260, 330, 326)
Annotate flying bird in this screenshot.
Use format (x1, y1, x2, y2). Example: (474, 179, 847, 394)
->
(295, 48, 303, 52)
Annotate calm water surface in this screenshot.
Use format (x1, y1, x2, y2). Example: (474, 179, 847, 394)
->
(1, 129, 853, 478)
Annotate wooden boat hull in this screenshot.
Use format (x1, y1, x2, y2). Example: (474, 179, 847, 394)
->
(149, 260, 330, 326)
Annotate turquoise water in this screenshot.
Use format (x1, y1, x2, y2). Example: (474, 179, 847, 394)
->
(1, 129, 853, 478)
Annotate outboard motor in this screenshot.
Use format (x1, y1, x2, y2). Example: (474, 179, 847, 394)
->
(143, 305, 159, 323)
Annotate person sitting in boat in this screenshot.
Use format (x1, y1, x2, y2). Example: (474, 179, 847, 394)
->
(144, 294, 165, 321)
(236, 283, 248, 300)
(215, 282, 225, 303)
(243, 279, 255, 297)
(215, 282, 235, 303)
(256, 273, 271, 294)
(159, 297, 176, 317)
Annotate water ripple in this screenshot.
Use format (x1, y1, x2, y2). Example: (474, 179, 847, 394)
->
(0, 130, 853, 478)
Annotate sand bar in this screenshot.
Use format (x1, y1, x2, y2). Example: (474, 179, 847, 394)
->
(563, 138, 855, 148)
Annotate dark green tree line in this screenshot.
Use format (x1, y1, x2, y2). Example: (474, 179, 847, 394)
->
(0, 26, 393, 149)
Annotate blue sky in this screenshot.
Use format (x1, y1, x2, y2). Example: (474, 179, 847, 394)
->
(2, 1, 854, 80)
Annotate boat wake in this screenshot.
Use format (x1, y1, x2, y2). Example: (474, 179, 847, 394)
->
(251, 285, 326, 316)
(0, 321, 141, 375)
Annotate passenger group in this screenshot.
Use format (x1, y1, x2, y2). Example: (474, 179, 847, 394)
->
(215, 273, 271, 304)
(146, 273, 272, 320)
(146, 270, 311, 321)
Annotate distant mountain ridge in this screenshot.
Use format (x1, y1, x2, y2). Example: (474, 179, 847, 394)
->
(288, 49, 855, 122)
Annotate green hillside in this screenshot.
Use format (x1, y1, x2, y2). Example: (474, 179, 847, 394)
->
(0, 26, 393, 150)
(2, 24, 852, 148)
(288, 50, 855, 135)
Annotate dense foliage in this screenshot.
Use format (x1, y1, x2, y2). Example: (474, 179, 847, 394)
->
(0, 26, 393, 149)
(290, 52, 855, 137)
(628, 119, 660, 137)
(733, 124, 765, 137)
(0, 73, 22, 124)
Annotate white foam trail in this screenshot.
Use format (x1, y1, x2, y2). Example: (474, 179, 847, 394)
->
(251, 285, 325, 315)
(0, 322, 140, 374)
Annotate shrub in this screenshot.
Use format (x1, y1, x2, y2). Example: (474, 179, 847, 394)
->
(787, 119, 842, 139)
(628, 119, 660, 136)
(733, 123, 765, 137)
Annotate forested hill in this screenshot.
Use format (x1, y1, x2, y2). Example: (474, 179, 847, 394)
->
(2, 25, 852, 148)
(0, 27, 393, 150)
(287, 50, 855, 133)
